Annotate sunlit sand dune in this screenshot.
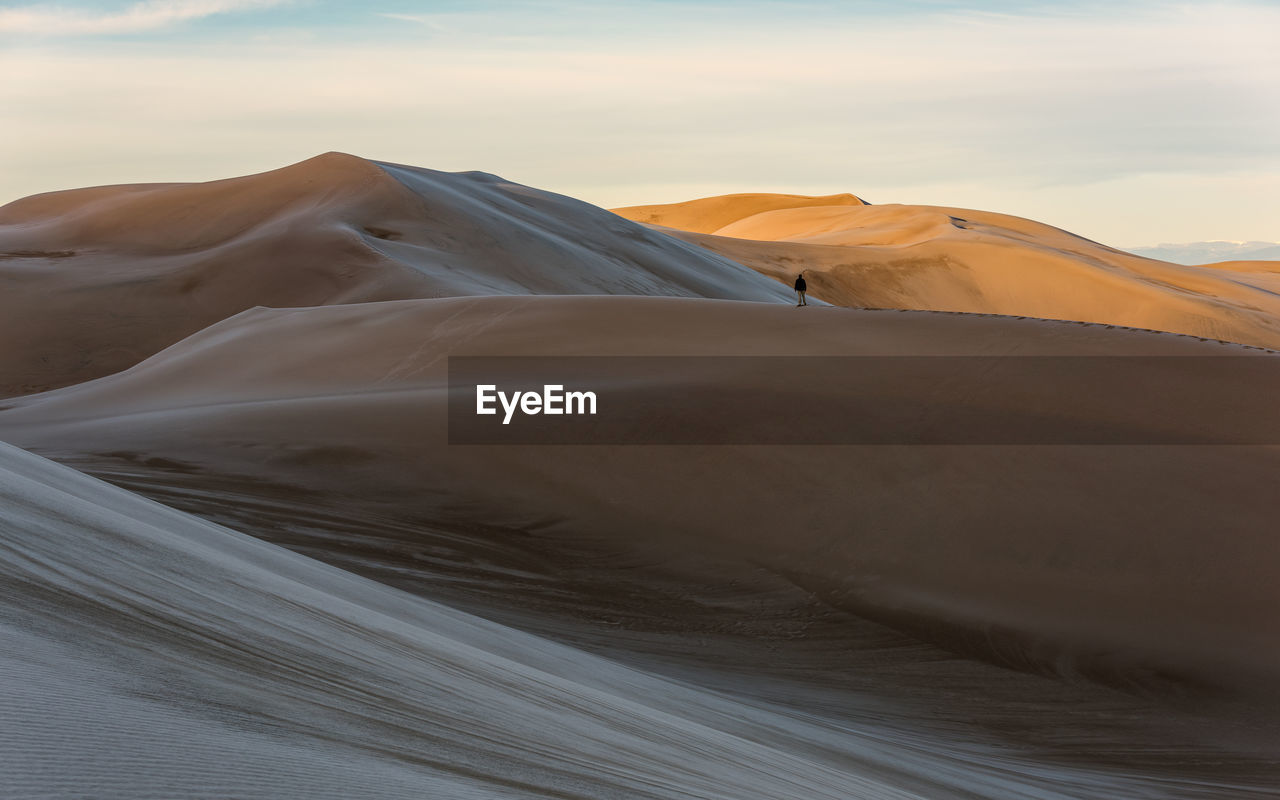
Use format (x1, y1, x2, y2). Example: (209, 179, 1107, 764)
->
(614, 194, 1280, 348)
(615, 191, 868, 233)
(0, 153, 786, 396)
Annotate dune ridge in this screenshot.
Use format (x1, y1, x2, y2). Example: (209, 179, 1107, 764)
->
(614, 191, 869, 234)
(5, 295, 1278, 704)
(0, 153, 788, 396)
(2, 440, 989, 800)
(613, 193, 1280, 349)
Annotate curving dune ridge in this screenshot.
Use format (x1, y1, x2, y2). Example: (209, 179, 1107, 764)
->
(2, 155, 1280, 798)
(0, 441, 941, 799)
(614, 194, 1280, 348)
(0, 153, 788, 396)
(4, 295, 1279, 701)
(615, 191, 870, 233)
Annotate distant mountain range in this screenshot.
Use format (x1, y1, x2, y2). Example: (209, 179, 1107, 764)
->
(1126, 241, 1280, 264)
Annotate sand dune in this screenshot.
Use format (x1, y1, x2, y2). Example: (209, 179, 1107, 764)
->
(16, 435, 1263, 798)
(0, 153, 787, 396)
(5, 295, 1278, 706)
(6, 157, 1276, 400)
(5, 157, 1280, 797)
(3, 440, 988, 799)
(613, 194, 1280, 349)
(615, 191, 868, 234)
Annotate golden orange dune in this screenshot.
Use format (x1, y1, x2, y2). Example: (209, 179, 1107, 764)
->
(613, 194, 1280, 348)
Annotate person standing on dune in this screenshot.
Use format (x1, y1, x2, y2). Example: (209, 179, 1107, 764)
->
(794, 273, 808, 306)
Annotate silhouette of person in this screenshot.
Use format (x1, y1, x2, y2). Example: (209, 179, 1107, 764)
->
(794, 273, 808, 306)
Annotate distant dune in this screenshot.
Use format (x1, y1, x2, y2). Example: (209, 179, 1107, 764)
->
(614, 194, 1280, 349)
(7, 157, 1278, 400)
(0, 153, 786, 396)
(616, 191, 869, 234)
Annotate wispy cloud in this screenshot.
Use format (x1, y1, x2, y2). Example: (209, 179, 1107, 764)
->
(376, 13, 447, 33)
(0, 0, 287, 36)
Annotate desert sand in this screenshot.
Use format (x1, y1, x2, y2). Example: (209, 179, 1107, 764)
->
(0, 153, 787, 396)
(1, 155, 1278, 798)
(4, 294, 1279, 694)
(615, 194, 1280, 348)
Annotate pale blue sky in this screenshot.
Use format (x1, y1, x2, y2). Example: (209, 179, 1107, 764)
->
(2, 0, 1277, 246)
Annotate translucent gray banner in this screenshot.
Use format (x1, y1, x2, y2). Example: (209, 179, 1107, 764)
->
(448, 356, 1280, 445)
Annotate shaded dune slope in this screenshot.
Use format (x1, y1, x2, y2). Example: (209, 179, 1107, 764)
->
(613, 194, 1280, 349)
(0, 153, 787, 396)
(4, 296, 1278, 703)
(4, 440, 999, 800)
